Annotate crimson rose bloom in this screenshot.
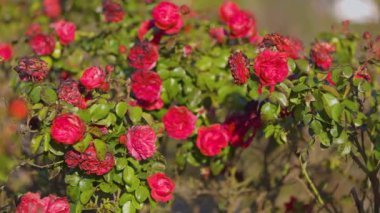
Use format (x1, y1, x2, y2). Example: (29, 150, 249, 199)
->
(79, 144, 115, 175)
(131, 70, 162, 103)
(16, 192, 48, 213)
(128, 41, 159, 71)
(163, 106, 197, 140)
(79, 66, 106, 90)
(209, 27, 226, 43)
(8, 98, 28, 120)
(52, 20, 76, 45)
(219, 1, 240, 23)
(147, 173, 175, 202)
(129, 98, 164, 111)
(310, 41, 336, 70)
(254, 49, 289, 92)
(125, 125, 157, 160)
(228, 11, 256, 39)
(102, 0, 125, 23)
(152, 1, 183, 34)
(261, 33, 304, 59)
(14, 57, 50, 82)
(0, 43, 13, 62)
(58, 79, 86, 109)
(25, 23, 42, 37)
(196, 124, 229, 156)
(45, 195, 70, 213)
(51, 114, 86, 145)
(29, 34, 55, 56)
(228, 51, 250, 85)
(64, 150, 81, 168)
(43, 0, 61, 19)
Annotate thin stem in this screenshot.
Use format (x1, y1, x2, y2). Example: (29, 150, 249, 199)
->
(299, 155, 325, 206)
(23, 160, 64, 169)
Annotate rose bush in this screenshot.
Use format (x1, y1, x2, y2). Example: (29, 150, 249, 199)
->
(1, 0, 380, 212)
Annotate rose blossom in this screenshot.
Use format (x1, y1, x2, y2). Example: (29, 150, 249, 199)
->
(79, 144, 115, 175)
(29, 34, 55, 56)
(254, 49, 289, 92)
(310, 41, 336, 70)
(147, 173, 175, 202)
(58, 79, 86, 109)
(51, 20, 76, 45)
(0, 43, 13, 62)
(196, 124, 229, 156)
(14, 57, 50, 82)
(64, 150, 81, 168)
(129, 98, 164, 111)
(25, 23, 42, 37)
(16, 192, 69, 213)
(131, 70, 162, 103)
(228, 10, 256, 39)
(209, 27, 226, 43)
(228, 51, 250, 85)
(219, 1, 240, 23)
(128, 41, 159, 71)
(261, 33, 304, 59)
(8, 98, 28, 120)
(79, 66, 106, 90)
(102, 0, 125, 23)
(45, 195, 70, 213)
(43, 0, 61, 19)
(152, 1, 183, 34)
(125, 125, 157, 160)
(51, 114, 86, 145)
(163, 106, 197, 140)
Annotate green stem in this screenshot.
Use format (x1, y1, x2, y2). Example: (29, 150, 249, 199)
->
(299, 155, 325, 205)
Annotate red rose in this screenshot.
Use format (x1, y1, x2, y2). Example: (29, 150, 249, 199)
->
(25, 23, 42, 37)
(131, 70, 162, 103)
(58, 79, 86, 109)
(14, 57, 50, 82)
(138, 20, 154, 41)
(163, 106, 197, 140)
(147, 172, 175, 202)
(79, 66, 106, 90)
(64, 150, 81, 168)
(43, 0, 61, 19)
(8, 98, 28, 120)
(228, 51, 250, 85)
(29, 34, 55, 56)
(209, 27, 226, 43)
(129, 98, 164, 111)
(0, 43, 13, 62)
(128, 41, 159, 71)
(228, 11, 256, 39)
(354, 68, 371, 82)
(254, 49, 289, 91)
(16, 192, 48, 213)
(51, 20, 76, 45)
(79, 144, 115, 175)
(310, 41, 336, 70)
(152, 1, 183, 34)
(326, 72, 336, 86)
(46, 195, 70, 213)
(219, 1, 240, 23)
(125, 125, 156, 160)
(51, 114, 86, 145)
(102, 0, 125, 23)
(261, 33, 304, 59)
(196, 124, 229, 156)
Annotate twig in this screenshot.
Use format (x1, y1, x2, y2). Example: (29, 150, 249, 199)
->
(351, 188, 365, 213)
(22, 160, 64, 169)
(299, 155, 325, 206)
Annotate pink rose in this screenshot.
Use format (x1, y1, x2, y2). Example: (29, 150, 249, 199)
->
(64, 150, 81, 168)
(79, 66, 106, 90)
(128, 41, 159, 71)
(79, 144, 115, 175)
(29, 34, 55, 56)
(163, 106, 197, 140)
(228, 10, 256, 39)
(147, 173, 175, 202)
(58, 79, 86, 109)
(131, 70, 162, 103)
(152, 1, 183, 34)
(310, 41, 336, 70)
(16, 192, 48, 213)
(51, 114, 86, 145)
(43, 0, 61, 19)
(45, 195, 70, 213)
(102, 0, 125, 23)
(219, 1, 240, 23)
(0, 43, 13, 62)
(52, 20, 76, 45)
(228, 51, 250, 85)
(196, 124, 229, 156)
(125, 125, 156, 160)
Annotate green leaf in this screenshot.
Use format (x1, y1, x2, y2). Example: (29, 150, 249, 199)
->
(65, 174, 80, 186)
(79, 179, 93, 191)
(210, 160, 225, 175)
(94, 139, 107, 161)
(135, 185, 149, 202)
(123, 166, 135, 185)
(116, 102, 128, 118)
(29, 86, 42, 103)
(269, 92, 288, 107)
(260, 102, 280, 122)
(195, 56, 213, 71)
(31, 135, 43, 154)
(41, 87, 58, 105)
(89, 104, 110, 121)
(116, 158, 128, 171)
(73, 134, 92, 153)
(80, 189, 94, 204)
(122, 201, 136, 213)
(128, 106, 142, 124)
(119, 193, 134, 206)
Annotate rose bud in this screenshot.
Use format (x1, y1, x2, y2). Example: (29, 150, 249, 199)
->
(254, 49, 289, 92)
(228, 51, 250, 85)
(102, 0, 125, 23)
(105, 64, 114, 73)
(51, 114, 86, 145)
(196, 124, 229, 157)
(14, 57, 50, 82)
(79, 144, 115, 175)
(125, 125, 157, 160)
(58, 79, 86, 109)
(43, 0, 61, 19)
(0, 43, 13, 62)
(310, 41, 336, 70)
(131, 70, 162, 103)
(29, 34, 55, 56)
(152, 1, 183, 34)
(8, 98, 28, 120)
(163, 106, 197, 140)
(147, 173, 175, 202)
(128, 41, 159, 71)
(51, 20, 76, 45)
(118, 45, 127, 54)
(219, 1, 240, 23)
(79, 66, 106, 90)
(119, 134, 127, 144)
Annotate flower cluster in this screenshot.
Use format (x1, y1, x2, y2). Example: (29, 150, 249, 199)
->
(16, 192, 69, 213)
